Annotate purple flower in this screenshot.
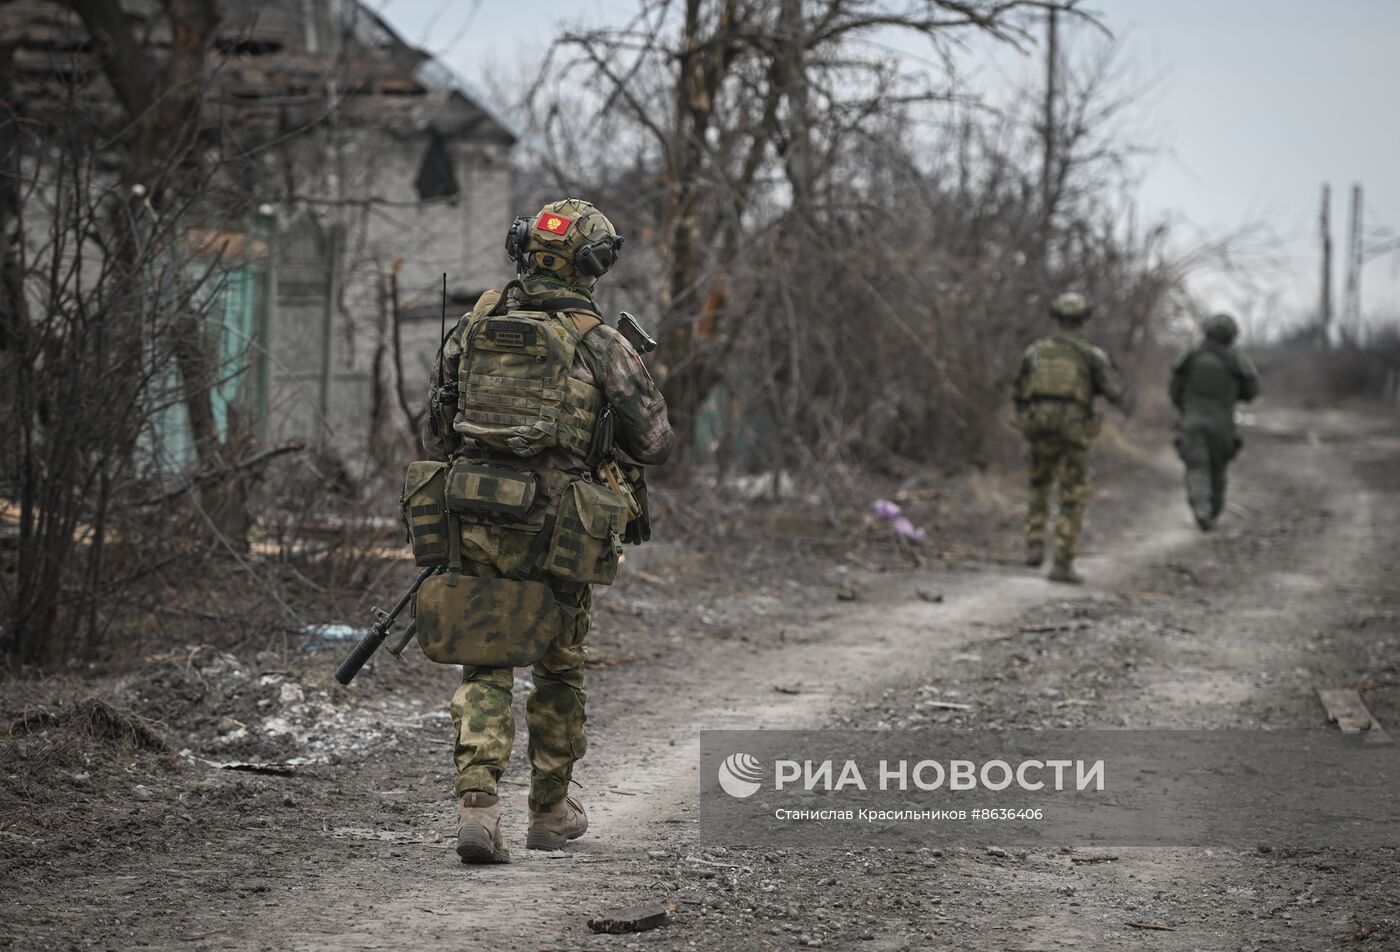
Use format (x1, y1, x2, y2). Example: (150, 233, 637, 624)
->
(871, 499, 902, 521)
(891, 517, 927, 543)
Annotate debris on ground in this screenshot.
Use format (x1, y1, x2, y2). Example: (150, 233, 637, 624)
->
(1315, 686, 1391, 741)
(7, 697, 169, 752)
(587, 902, 673, 934)
(300, 622, 370, 649)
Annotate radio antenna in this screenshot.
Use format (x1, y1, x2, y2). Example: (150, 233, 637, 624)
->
(438, 272, 447, 388)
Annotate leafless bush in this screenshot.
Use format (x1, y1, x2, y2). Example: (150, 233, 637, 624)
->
(518, 1, 1228, 486)
(1255, 325, 1400, 403)
(0, 2, 376, 667)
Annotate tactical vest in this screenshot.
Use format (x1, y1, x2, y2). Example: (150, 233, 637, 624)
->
(453, 296, 604, 459)
(1179, 347, 1241, 414)
(1021, 336, 1093, 405)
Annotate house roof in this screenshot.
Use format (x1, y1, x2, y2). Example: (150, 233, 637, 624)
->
(4, 0, 518, 145)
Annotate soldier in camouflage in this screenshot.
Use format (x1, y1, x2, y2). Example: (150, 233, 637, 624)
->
(1170, 313, 1259, 531)
(420, 199, 674, 863)
(1013, 291, 1123, 584)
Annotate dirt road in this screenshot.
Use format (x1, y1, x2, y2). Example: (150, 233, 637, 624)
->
(4, 404, 1398, 951)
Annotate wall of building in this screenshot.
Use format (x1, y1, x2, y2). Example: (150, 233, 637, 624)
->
(263, 124, 513, 465)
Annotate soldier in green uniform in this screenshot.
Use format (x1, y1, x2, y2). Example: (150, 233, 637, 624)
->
(420, 199, 674, 863)
(1170, 312, 1259, 531)
(1013, 291, 1123, 584)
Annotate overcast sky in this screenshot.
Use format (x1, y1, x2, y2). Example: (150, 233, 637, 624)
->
(373, 0, 1400, 333)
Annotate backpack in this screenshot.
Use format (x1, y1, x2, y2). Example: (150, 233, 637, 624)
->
(453, 284, 604, 459)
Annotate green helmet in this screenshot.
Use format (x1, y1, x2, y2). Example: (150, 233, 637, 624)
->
(1203, 312, 1238, 344)
(505, 198, 623, 290)
(1049, 291, 1093, 323)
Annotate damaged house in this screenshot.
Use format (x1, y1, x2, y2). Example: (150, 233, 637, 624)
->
(3, 0, 518, 467)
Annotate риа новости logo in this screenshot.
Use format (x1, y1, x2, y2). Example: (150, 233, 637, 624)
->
(717, 752, 764, 798)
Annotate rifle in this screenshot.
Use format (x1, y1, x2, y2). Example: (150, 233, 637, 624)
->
(428, 273, 459, 438)
(334, 565, 435, 686)
(586, 310, 659, 544)
(617, 311, 657, 354)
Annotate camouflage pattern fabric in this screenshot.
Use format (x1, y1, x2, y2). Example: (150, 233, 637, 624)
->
(1019, 403, 1096, 565)
(425, 277, 673, 810)
(451, 578, 591, 807)
(1014, 324, 1122, 568)
(1015, 328, 1124, 409)
(519, 199, 619, 292)
(422, 281, 674, 471)
(416, 575, 562, 668)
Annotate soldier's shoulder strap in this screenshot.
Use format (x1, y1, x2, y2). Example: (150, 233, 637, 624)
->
(573, 319, 614, 388)
(1051, 332, 1104, 371)
(440, 291, 501, 361)
(1219, 345, 1255, 381)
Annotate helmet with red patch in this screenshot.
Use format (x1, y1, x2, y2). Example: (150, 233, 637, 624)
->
(505, 198, 622, 289)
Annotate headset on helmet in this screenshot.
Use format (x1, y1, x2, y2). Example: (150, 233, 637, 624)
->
(505, 215, 534, 274)
(503, 200, 623, 284)
(573, 233, 624, 278)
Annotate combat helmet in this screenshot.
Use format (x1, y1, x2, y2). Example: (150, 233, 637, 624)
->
(505, 199, 623, 290)
(1203, 312, 1239, 344)
(1049, 291, 1093, 324)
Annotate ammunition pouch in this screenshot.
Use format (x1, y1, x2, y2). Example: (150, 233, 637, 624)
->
(545, 478, 628, 584)
(445, 459, 538, 521)
(1015, 401, 1099, 447)
(415, 574, 564, 667)
(401, 461, 451, 567)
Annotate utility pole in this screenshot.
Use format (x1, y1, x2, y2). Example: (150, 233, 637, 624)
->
(1341, 183, 1363, 343)
(1039, 4, 1058, 285)
(1318, 183, 1333, 347)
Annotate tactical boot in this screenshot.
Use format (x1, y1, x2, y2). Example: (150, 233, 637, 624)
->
(1192, 501, 1214, 532)
(526, 795, 588, 851)
(1047, 561, 1084, 585)
(1025, 539, 1045, 567)
(456, 792, 510, 864)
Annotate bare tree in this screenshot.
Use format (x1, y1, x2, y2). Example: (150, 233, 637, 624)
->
(527, 1, 1100, 465)
(519, 4, 1241, 487)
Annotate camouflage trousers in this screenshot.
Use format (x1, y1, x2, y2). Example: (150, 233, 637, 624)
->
(451, 580, 590, 808)
(1175, 413, 1238, 523)
(1024, 435, 1093, 566)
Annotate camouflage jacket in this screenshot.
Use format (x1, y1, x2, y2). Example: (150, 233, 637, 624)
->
(1014, 328, 1124, 408)
(420, 279, 675, 472)
(1170, 342, 1259, 417)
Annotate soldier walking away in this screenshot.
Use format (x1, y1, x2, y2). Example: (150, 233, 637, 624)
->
(1013, 291, 1124, 584)
(1170, 312, 1259, 531)
(419, 199, 674, 863)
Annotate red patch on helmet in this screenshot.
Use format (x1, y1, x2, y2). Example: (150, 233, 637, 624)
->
(538, 213, 572, 235)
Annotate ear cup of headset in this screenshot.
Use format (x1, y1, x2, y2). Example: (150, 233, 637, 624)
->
(505, 216, 532, 270)
(575, 236, 622, 278)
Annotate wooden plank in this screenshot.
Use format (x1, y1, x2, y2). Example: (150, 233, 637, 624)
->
(1316, 687, 1392, 743)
